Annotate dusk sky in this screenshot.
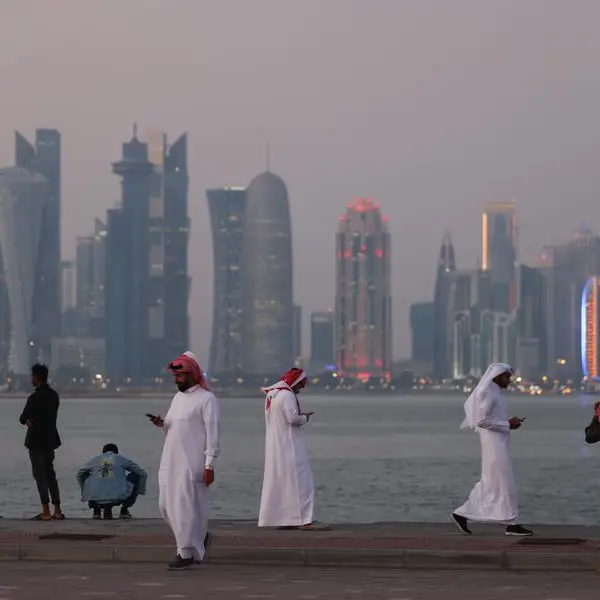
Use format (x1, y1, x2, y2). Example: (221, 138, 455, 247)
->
(2, 0, 600, 363)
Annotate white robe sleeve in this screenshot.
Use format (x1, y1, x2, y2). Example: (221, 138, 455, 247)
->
(202, 393, 220, 468)
(281, 391, 308, 427)
(475, 390, 509, 433)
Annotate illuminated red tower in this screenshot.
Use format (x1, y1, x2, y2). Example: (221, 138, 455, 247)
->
(335, 198, 391, 380)
(582, 275, 600, 379)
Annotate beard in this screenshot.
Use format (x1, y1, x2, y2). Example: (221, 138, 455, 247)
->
(177, 382, 192, 392)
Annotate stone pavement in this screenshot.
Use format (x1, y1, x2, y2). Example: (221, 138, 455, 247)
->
(1, 563, 600, 599)
(2, 519, 600, 570)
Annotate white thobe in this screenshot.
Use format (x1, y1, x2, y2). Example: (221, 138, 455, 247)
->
(258, 389, 315, 527)
(455, 382, 518, 523)
(158, 385, 220, 561)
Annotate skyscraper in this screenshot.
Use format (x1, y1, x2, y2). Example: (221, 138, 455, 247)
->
(309, 310, 335, 373)
(76, 219, 107, 337)
(433, 232, 456, 379)
(207, 187, 246, 375)
(14, 129, 61, 363)
(105, 128, 189, 384)
(335, 198, 391, 379)
(106, 131, 154, 384)
(293, 304, 302, 364)
(410, 302, 434, 365)
(582, 276, 600, 379)
(147, 131, 190, 364)
(241, 171, 294, 378)
(481, 201, 517, 312)
(0, 167, 50, 378)
(551, 228, 600, 379)
(516, 264, 550, 378)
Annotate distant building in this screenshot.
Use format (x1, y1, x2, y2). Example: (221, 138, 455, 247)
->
(516, 264, 551, 379)
(51, 336, 106, 380)
(61, 260, 75, 313)
(207, 187, 246, 375)
(433, 232, 456, 379)
(0, 167, 50, 378)
(581, 276, 600, 380)
(293, 305, 302, 365)
(241, 172, 294, 377)
(551, 228, 600, 379)
(105, 128, 189, 384)
(76, 219, 107, 337)
(481, 201, 517, 312)
(309, 310, 335, 373)
(410, 302, 434, 365)
(335, 198, 392, 379)
(14, 129, 62, 364)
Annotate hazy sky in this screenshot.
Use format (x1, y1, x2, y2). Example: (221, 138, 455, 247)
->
(2, 0, 600, 364)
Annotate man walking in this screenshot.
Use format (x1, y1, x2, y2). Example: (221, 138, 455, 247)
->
(19, 363, 64, 521)
(150, 351, 220, 571)
(451, 362, 532, 537)
(258, 367, 329, 531)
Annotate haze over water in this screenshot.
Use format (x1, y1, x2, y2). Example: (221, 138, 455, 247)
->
(0, 394, 597, 524)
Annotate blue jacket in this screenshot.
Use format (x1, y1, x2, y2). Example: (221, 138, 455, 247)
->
(77, 451, 148, 503)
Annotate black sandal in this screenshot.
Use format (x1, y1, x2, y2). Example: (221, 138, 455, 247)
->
(31, 513, 51, 521)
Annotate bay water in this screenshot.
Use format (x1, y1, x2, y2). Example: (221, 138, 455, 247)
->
(0, 393, 598, 524)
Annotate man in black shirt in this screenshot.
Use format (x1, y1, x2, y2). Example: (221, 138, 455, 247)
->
(19, 364, 64, 521)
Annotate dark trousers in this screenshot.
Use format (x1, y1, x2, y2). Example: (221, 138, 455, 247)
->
(28, 448, 61, 506)
(89, 472, 140, 510)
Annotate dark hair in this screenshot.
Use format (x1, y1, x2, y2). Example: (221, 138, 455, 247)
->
(31, 363, 49, 382)
(102, 443, 119, 454)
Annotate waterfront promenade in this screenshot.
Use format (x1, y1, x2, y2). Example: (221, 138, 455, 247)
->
(1, 518, 600, 571)
(1, 563, 599, 599)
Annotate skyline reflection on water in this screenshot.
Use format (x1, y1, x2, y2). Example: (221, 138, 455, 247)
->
(0, 393, 598, 524)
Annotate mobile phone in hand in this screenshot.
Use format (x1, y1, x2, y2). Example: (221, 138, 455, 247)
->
(145, 413, 157, 420)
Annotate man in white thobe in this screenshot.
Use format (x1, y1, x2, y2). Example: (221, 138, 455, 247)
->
(451, 362, 532, 537)
(150, 351, 220, 570)
(258, 367, 330, 531)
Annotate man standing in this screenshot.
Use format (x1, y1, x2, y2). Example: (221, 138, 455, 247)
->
(259, 367, 329, 530)
(19, 363, 64, 521)
(451, 362, 532, 537)
(149, 351, 220, 571)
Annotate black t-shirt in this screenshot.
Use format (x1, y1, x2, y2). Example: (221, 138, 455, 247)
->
(18, 384, 62, 450)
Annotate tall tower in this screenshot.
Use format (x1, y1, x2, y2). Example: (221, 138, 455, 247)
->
(241, 171, 294, 377)
(0, 167, 50, 380)
(481, 201, 518, 312)
(335, 198, 391, 379)
(310, 310, 335, 373)
(76, 219, 107, 337)
(105, 131, 154, 384)
(147, 131, 190, 364)
(551, 228, 600, 379)
(14, 129, 61, 364)
(207, 187, 246, 375)
(433, 232, 456, 379)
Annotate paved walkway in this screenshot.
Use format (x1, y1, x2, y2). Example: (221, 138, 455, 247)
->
(0, 563, 599, 599)
(1, 519, 600, 570)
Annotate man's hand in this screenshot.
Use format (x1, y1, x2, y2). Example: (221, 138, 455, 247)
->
(150, 415, 164, 428)
(303, 412, 314, 421)
(25, 420, 32, 428)
(203, 468, 215, 487)
(509, 416, 523, 430)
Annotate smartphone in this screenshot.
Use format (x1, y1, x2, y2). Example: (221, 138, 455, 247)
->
(145, 413, 157, 420)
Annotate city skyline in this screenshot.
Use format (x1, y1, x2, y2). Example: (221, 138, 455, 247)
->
(4, 0, 600, 365)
